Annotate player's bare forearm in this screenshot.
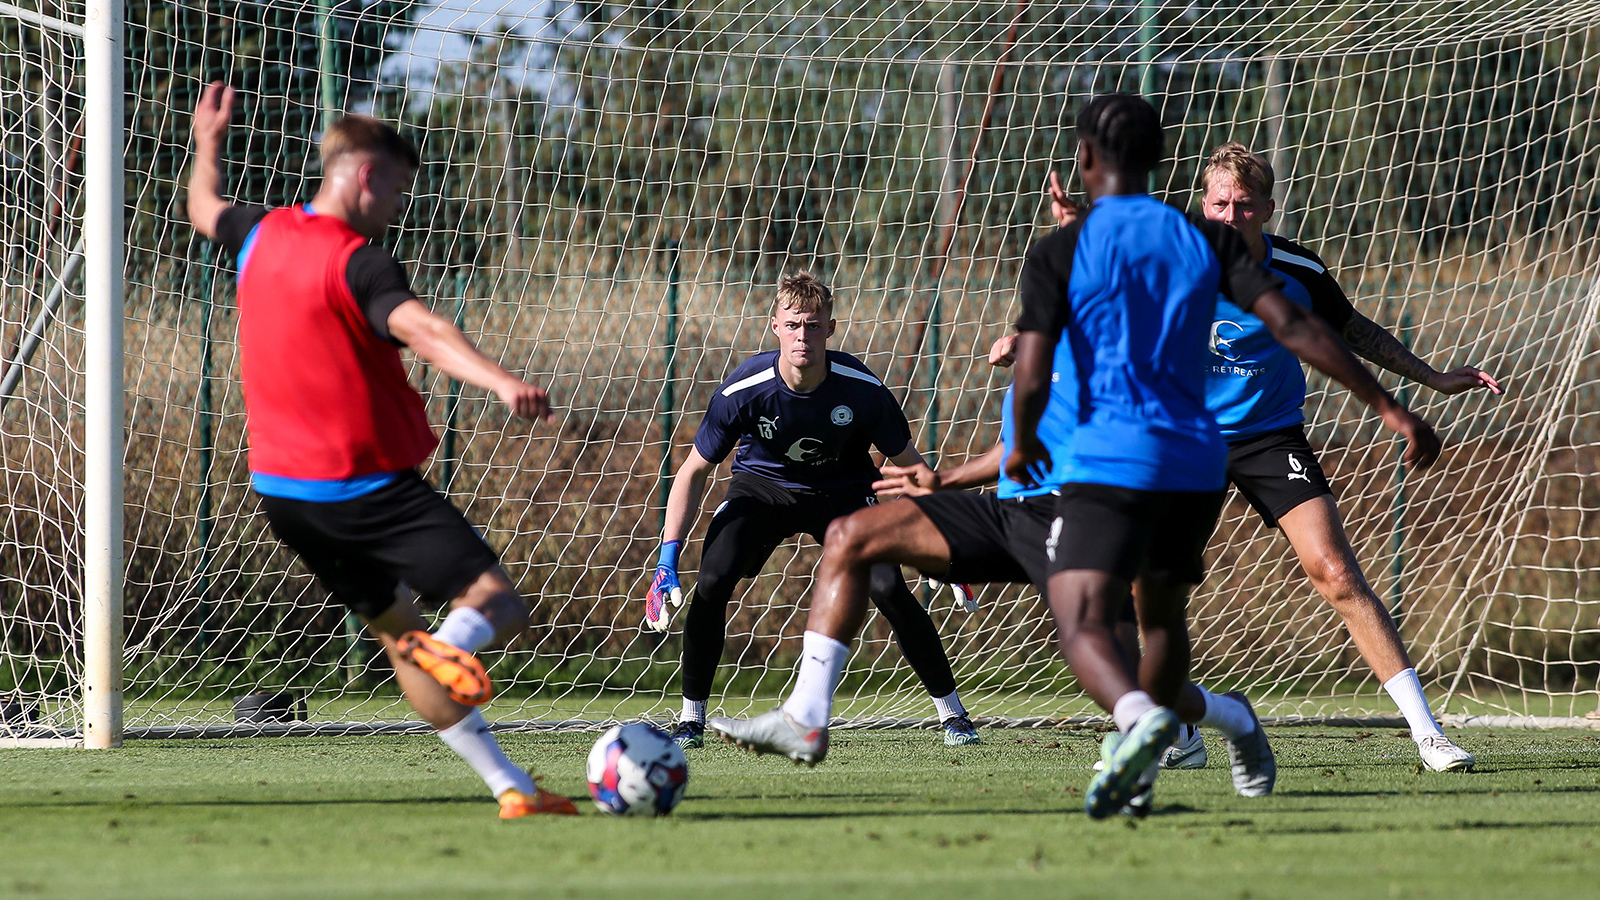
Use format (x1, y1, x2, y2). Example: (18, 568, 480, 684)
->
(1004, 331, 1055, 485)
(940, 442, 1004, 490)
(388, 299, 551, 420)
(1258, 291, 1441, 467)
(187, 82, 235, 239)
(1342, 313, 1505, 396)
(1340, 313, 1440, 385)
(662, 448, 715, 544)
(1257, 293, 1396, 412)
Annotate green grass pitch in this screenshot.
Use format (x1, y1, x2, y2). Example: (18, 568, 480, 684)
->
(0, 727, 1595, 899)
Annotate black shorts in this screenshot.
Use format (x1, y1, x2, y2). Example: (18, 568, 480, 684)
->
(1047, 483, 1226, 585)
(912, 490, 1137, 623)
(258, 470, 501, 619)
(911, 491, 1055, 588)
(1226, 424, 1334, 528)
(699, 474, 881, 581)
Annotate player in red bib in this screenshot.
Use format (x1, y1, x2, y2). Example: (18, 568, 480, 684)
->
(187, 82, 574, 818)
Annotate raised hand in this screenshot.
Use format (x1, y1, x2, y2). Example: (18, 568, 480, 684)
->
(1045, 170, 1085, 228)
(988, 333, 1018, 367)
(192, 82, 235, 151)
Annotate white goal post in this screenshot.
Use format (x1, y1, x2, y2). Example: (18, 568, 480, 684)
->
(2, 1, 1599, 746)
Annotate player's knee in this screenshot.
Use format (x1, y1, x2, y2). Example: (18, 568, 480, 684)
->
(1304, 554, 1367, 605)
(823, 514, 874, 563)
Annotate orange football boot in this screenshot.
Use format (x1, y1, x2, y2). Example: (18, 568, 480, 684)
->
(499, 779, 579, 818)
(396, 631, 493, 706)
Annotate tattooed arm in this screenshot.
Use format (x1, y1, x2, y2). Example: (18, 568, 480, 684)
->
(1340, 312, 1502, 396)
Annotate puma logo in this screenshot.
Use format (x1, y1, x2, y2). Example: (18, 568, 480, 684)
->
(1287, 454, 1312, 483)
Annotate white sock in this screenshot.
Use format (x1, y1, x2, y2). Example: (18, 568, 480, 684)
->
(682, 698, 707, 724)
(932, 691, 967, 722)
(1197, 688, 1256, 740)
(437, 708, 535, 798)
(1383, 668, 1443, 738)
(781, 631, 849, 729)
(1111, 690, 1158, 734)
(433, 606, 496, 654)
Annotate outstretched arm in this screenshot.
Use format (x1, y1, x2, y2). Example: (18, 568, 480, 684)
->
(1253, 291, 1441, 468)
(187, 82, 235, 240)
(876, 441, 1004, 497)
(386, 299, 551, 421)
(1340, 312, 1503, 396)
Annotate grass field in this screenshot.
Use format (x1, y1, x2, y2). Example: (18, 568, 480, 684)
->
(1, 727, 1596, 899)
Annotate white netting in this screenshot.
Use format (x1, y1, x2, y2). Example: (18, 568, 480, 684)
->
(2, 0, 1599, 737)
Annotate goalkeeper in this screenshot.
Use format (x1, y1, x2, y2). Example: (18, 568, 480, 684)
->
(186, 83, 575, 818)
(643, 272, 978, 749)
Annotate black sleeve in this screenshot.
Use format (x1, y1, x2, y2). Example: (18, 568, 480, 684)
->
(1013, 223, 1082, 336)
(345, 245, 418, 344)
(870, 387, 913, 459)
(215, 205, 270, 258)
(1192, 218, 1284, 313)
(1297, 260, 1358, 332)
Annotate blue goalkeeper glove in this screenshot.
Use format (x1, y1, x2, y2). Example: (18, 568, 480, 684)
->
(644, 541, 685, 633)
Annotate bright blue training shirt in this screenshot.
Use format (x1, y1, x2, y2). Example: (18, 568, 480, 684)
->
(1014, 194, 1283, 492)
(693, 349, 913, 493)
(1205, 234, 1357, 441)
(997, 338, 1078, 499)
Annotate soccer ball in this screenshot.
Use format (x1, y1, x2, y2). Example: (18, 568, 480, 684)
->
(586, 722, 689, 816)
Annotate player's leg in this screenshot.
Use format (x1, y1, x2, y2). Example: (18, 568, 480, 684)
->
(1276, 494, 1474, 771)
(1230, 428, 1472, 771)
(675, 494, 787, 746)
(710, 497, 957, 763)
(258, 480, 575, 817)
(865, 564, 978, 745)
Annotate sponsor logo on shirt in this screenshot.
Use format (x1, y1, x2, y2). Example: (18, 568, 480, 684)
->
(830, 405, 853, 426)
(757, 415, 779, 439)
(1209, 320, 1245, 361)
(785, 437, 827, 463)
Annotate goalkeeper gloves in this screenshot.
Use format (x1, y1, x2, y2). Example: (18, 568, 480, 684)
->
(643, 541, 685, 633)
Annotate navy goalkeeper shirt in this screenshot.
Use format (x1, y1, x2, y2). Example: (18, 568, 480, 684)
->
(693, 350, 913, 493)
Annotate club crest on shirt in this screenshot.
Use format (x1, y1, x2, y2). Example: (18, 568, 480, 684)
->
(830, 405, 853, 425)
(757, 415, 779, 439)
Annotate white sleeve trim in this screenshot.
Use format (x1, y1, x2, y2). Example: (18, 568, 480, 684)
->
(829, 361, 883, 386)
(720, 367, 777, 396)
(1270, 247, 1325, 274)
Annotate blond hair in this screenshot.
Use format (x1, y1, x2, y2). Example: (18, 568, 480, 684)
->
(1202, 141, 1273, 197)
(775, 271, 834, 318)
(320, 115, 420, 170)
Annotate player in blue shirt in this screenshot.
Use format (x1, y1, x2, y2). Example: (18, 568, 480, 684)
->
(643, 272, 978, 749)
(1003, 95, 1440, 817)
(1194, 142, 1502, 772)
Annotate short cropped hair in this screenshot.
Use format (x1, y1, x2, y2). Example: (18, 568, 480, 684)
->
(1076, 93, 1164, 174)
(320, 115, 420, 170)
(775, 271, 833, 318)
(1203, 142, 1274, 197)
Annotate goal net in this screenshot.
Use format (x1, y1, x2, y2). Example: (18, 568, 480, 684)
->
(2, 0, 1599, 740)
